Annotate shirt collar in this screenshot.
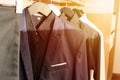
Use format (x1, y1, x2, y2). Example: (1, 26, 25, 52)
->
(25, 7, 56, 40)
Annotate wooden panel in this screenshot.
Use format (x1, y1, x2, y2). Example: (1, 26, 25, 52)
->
(87, 13, 113, 80)
(33, 0, 51, 3)
(108, 44, 116, 80)
(112, 73, 120, 80)
(33, 0, 85, 6)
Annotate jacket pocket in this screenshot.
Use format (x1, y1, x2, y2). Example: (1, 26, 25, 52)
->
(43, 33, 69, 72)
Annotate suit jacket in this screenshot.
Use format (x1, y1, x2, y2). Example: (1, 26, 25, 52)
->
(73, 14, 100, 80)
(20, 32, 34, 80)
(80, 21, 100, 80)
(60, 11, 100, 80)
(22, 7, 89, 80)
(39, 13, 88, 80)
(0, 6, 20, 80)
(25, 8, 59, 80)
(20, 10, 34, 80)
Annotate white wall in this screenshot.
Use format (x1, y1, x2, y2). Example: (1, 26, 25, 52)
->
(82, 0, 114, 13)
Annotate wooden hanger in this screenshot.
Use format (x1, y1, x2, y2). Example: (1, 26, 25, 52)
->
(51, 0, 85, 6)
(28, 2, 51, 16)
(48, 4, 61, 16)
(72, 0, 84, 18)
(60, 0, 74, 19)
(60, 7, 74, 21)
(73, 9, 84, 17)
(47, 0, 61, 16)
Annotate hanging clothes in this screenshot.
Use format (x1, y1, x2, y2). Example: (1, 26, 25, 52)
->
(0, 6, 20, 80)
(20, 5, 89, 80)
(73, 8, 105, 80)
(79, 13, 105, 80)
(19, 2, 105, 80)
(0, 1, 105, 80)
(20, 11, 34, 80)
(60, 7, 102, 80)
(80, 19, 101, 80)
(24, 8, 52, 80)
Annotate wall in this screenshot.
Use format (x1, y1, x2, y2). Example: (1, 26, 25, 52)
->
(113, 0, 120, 74)
(81, 0, 114, 13)
(113, 17, 120, 73)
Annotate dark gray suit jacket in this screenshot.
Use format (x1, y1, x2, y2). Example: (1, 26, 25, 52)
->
(0, 6, 20, 80)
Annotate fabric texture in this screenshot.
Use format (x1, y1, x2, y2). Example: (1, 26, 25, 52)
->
(60, 11, 101, 80)
(0, 6, 20, 80)
(20, 10, 34, 80)
(21, 8, 88, 80)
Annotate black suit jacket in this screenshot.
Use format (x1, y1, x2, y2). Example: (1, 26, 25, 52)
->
(60, 11, 101, 80)
(20, 32, 34, 80)
(39, 15, 88, 80)
(20, 10, 34, 80)
(80, 21, 100, 80)
(21, 8, 89, 80)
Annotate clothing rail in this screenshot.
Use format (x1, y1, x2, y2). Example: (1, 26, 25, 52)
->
(0, 0, 86, 13)
(33, 0, 86, 6)
(51, 0, 85, 6)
